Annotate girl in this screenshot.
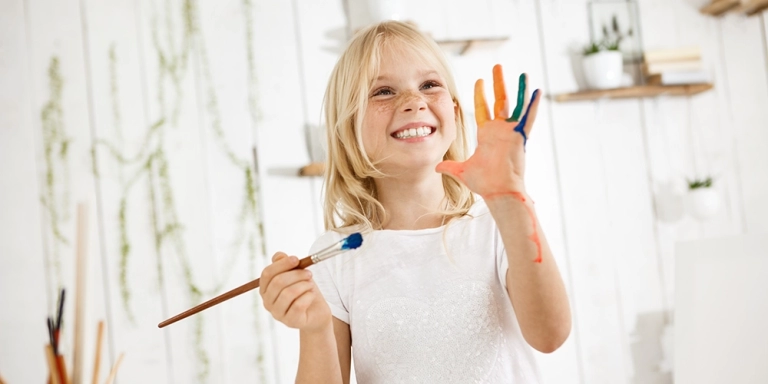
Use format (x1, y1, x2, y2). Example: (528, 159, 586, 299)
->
(259, 21, 571, 383)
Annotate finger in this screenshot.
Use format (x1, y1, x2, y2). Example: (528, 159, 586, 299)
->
(435, 160, 466, 184)
(492, 64, 508, 120)
(259, 255, 299, 296)
(474, 79, 490, 128)
(518, 89, 542, 137)
(273, 279, 314, 319)
(264, 269, 313, 309)
(508, 73, 528, 122)
(284, 288, 317, 321)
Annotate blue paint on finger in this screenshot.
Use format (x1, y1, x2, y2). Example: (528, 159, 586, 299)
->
(514, 89, 539, 151)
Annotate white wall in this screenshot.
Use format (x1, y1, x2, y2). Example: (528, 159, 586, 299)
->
(1, 0, 767, 383)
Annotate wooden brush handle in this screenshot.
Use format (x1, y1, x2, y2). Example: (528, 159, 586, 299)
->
(158, 256, 315, 328)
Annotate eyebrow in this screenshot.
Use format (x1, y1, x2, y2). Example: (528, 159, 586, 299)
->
(375, 70, 440, 81)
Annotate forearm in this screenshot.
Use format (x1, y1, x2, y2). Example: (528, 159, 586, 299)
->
(485, 192, 571, 353)
(296, 322, 343, 384)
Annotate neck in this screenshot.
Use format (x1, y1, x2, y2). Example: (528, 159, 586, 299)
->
(374, 168, 447, 230)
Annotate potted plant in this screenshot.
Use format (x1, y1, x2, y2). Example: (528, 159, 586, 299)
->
(582, 15, 632, 90)
(686, 176, 720, 220)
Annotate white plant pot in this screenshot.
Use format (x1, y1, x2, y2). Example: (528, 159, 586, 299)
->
(582, 50, 624, 90)
(368, 0, 403, 23)
(688, 188, 721, 220)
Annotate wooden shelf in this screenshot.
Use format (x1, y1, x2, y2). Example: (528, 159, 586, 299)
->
(701, 0, 768, 16)
(435, 36, 508, 55)
(299, 162, 324, 177)
(553, 83, 713, 102)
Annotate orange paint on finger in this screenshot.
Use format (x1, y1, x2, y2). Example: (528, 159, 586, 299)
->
(484, 191, 543, 263)
(474, 79, 490, 127)
(492, 65, 507, 119)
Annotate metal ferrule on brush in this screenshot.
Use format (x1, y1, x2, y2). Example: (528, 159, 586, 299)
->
(310, 241, 348, 264)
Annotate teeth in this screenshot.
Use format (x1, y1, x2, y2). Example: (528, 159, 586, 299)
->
(396, 126, 432, 139)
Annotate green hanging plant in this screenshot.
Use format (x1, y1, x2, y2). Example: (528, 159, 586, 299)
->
(91, 0, 269, 382)
(40, 56, 72, 292)
(687, 177, 714, 190)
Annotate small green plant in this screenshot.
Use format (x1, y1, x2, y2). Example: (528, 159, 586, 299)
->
(584, 14, 634, 55)
(583, 42, 602, 56)
(687, 177, 713, 189)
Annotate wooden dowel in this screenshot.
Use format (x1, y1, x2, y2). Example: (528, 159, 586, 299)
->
(103, 353, 124, 384)
(91, 321, 105, 384)
(72, 203, 88, 384)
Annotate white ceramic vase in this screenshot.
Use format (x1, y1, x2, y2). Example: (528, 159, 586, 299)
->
(688, 188, 721, 220)
(582, 50, 624, 90)
(368, 0, 403, 23)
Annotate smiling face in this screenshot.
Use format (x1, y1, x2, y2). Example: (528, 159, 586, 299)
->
(360, 43, 458, 174)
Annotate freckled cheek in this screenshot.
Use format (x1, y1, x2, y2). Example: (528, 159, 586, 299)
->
(362, 103, 394, 157)
(426, 95, 457, 132)
(375, 103, 395, 114)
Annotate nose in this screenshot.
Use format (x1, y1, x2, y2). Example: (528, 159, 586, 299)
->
(398, 91, 427, 113)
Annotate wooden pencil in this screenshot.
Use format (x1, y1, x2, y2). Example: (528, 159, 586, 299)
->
(55, 354, 70, 384)
(91, 320, 104, 384)
(44, 344, 61, 384)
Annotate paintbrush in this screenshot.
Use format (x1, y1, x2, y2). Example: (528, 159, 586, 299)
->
(47, 317, 56, 355)
(54, 288, 65, 354)
(158, 232, 363, 328)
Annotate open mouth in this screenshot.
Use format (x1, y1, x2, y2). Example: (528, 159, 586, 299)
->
(391, 126, 436, 140)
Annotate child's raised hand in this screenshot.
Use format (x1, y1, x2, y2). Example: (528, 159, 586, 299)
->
(259, 252, 331, 332)
(436, 65, 541, 198)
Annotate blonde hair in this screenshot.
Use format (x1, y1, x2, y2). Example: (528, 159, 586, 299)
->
(322, 21, 474, 232)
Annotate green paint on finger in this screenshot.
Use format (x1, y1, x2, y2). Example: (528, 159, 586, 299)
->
(509, 73, 526, 122)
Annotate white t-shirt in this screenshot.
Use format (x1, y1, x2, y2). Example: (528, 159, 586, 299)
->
(308, 199, 542, 383)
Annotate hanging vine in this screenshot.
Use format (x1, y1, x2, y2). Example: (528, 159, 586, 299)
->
(242, 0, 269, 378)
(92, 0, 269, 382)
(39, 56, 72, 295)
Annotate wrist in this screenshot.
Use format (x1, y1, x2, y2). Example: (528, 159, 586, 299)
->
(300, 316, 334, 338)
(483, 189, 535, 215)
(482, 188, 531, 204)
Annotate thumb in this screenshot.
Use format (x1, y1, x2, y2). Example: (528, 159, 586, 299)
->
(435, 160, 466, 183)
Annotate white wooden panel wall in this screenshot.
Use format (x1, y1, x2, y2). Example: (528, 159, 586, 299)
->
(1, 1, 767, 383)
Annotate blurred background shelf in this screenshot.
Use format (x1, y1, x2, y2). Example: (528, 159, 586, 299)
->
(700, 0, 768, 16)
(299, 162, 325, 177)
(435, 36, 509, 55)
(554, 83, 714, 102)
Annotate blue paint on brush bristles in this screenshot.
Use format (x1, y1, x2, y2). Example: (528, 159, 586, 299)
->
(341, 232, 363, 250)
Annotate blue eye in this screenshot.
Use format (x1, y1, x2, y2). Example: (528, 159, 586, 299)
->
(421, 81, 441, 90)
(371, 88, 393, 97)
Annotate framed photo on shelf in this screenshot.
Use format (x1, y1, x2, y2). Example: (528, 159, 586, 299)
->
(588, 0, 643, 63)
